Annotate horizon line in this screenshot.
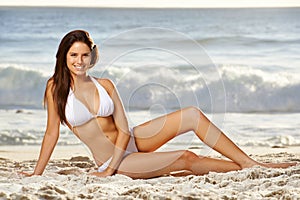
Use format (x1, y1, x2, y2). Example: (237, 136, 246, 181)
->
(1, 5, 300, 9)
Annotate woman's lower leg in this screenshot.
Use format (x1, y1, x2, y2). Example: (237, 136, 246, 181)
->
(188, 107, 257, 168)
(189, 107, 296, 168)
(176, 151, 241, 175)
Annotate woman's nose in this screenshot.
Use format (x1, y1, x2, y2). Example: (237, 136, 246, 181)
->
(76, 56, 83, 64)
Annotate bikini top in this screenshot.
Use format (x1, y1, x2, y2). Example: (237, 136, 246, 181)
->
(65, 76, 114, 127)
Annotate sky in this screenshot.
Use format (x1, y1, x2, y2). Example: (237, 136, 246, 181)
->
(1, 0, 300, 8)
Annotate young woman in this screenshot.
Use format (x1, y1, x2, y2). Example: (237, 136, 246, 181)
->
(24, 30, 295, 179)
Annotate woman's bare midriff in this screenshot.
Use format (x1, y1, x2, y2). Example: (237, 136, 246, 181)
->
(71, 116, 119, 166)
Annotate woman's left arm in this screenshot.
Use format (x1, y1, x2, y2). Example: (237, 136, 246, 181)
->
(98, 78, 131, 176)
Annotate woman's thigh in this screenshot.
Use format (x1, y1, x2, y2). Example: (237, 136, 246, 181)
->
(132, 107, 200, 152)
(116, 151, 187, 178)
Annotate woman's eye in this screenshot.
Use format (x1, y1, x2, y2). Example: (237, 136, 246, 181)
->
(70, 53, 77, 57)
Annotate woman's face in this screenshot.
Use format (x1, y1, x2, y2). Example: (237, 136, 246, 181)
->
(66, 41, 92, 77)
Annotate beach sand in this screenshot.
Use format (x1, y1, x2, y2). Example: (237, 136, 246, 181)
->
(0, 146, 299, 200)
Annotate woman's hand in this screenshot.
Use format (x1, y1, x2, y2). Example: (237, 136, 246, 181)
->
(19, 171, 34, 177)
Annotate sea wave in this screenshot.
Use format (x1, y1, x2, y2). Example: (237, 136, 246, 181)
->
(0, 66, 47, 109)
(0, 65, 299, 112)
(1, 128, 299, 147)
(94, 64, 300, 113)
(0, 129, 79, 146)
(239, 135, 300, 148)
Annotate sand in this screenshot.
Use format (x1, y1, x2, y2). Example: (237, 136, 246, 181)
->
(0, 146, 299, 200)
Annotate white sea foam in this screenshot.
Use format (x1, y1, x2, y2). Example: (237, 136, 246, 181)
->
(93, 64, 300, 113)
(0, 65, 299, 112)
(1, 109, 299, 147)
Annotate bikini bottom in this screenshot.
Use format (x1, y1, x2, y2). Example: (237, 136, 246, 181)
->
(97, 127, 138, 172)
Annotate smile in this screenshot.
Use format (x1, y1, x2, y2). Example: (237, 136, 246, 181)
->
(74, 66, 85, 70)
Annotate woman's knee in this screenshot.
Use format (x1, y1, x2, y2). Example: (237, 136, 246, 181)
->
(186, 106, 203, 119)
(179, 150, 199, 166)
(185, 106, 203, 129)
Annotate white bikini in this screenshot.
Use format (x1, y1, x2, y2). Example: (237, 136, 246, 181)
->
(65, 76, 138, 172)
(65, 76, 114, 127)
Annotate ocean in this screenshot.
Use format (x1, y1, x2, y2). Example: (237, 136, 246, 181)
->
(0, 6, 299, 150)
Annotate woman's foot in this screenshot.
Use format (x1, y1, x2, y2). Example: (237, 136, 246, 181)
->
(241, 160, 297, 169)
(261, 162, 297, 168)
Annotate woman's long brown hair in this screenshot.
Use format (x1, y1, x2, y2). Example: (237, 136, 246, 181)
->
(44, 30, 99, 125)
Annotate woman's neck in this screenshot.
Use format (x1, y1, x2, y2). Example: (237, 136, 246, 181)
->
(73, 73, 89, 81)
(71, 73, 90, 89)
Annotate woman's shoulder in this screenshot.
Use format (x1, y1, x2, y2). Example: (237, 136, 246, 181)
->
(92, 77, 116, 93)
(45, 78, 55, 94)
(46, 77, 54, 86)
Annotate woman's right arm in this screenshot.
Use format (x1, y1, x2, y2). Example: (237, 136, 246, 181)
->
(32, 80, 61, 175)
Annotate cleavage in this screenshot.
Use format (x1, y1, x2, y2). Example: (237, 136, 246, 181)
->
(73, 82, 100, 115)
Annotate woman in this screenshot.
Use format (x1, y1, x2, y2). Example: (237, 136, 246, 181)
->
(24, 30, 295, 179)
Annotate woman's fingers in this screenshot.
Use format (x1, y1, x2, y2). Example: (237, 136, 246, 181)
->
(19, 171, 34, 177)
